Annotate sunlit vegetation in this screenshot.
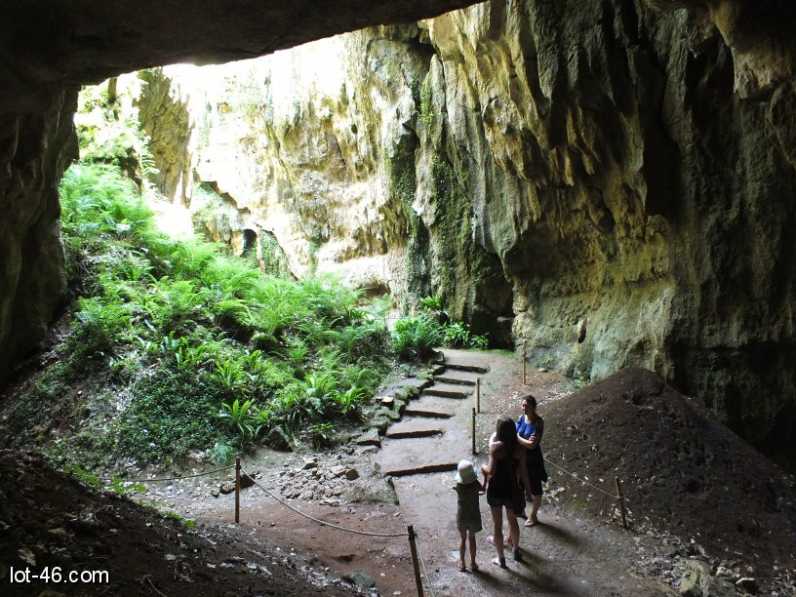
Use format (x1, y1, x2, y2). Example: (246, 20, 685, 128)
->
(9, 123, 488, 468)
(391, 297, 489, 360)
(25, 162, 391, 464)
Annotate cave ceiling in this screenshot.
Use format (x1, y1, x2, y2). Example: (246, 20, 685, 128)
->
(0, 0, 482, 110)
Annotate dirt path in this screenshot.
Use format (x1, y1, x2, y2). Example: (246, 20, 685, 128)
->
(377, 349, 673, 596)
(140, 349, 676, 596)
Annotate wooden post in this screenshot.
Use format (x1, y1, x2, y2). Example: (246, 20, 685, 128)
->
(523, 342, 527, 385)
(407, 525, 424, 597)
(471, 408, 477, 455)
(475, 377, 481, 413)
(235, 456, 241, 524)
(615, 477, 627, 529)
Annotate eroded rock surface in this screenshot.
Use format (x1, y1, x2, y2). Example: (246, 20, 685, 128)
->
(0, 0, 481, 383)
(2, 1, 796, 465)
(117, 1, 796, 464)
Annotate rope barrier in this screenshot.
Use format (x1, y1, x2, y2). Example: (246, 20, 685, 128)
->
(98, 464, 235, 484)
(241, 466, 409, 538)
(542, 457, 620, 500)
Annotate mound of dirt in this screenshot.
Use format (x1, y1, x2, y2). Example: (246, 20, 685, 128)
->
(0, 450, 361, 596)
(542, 368, 796, 574)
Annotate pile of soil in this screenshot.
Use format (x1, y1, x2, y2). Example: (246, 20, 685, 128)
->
(0, 450, 361, 596)
(542, 368, 796, 574)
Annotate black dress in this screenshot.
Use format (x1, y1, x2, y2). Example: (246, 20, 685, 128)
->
(518, 417, 548, 495)
(486, 445, 524, 514)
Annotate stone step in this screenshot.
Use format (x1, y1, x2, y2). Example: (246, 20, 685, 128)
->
(402, 407, 453, 419)
(382, 462, 458, 477)
(422, 387, 471, 399)
(385, 417, 446, 440)
(434, 375, 477, 386)
(444, 362, 489, 374)
(385, 428, 444, 440)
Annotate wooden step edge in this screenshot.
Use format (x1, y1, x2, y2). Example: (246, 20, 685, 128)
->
(434, 376, 477, 386)
(384, 429, 444, 440)
(444, 363, 489, 374)
(402, 409, 454, 419)
(383, 463, 459, 477)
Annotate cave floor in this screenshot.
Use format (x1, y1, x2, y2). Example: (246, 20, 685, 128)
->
(141, 349, 679, 596)
(383, 349, 673, 596)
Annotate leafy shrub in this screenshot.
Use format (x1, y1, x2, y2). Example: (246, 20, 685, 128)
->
(391, 296, 490, 359)
(210, 441, 237, 465)
(108, 477, 147, 496)
(45, 162, 393, 463)
(69, 296, 132, 359)
(392, 315, 443, 360)
(218, 399, 259, 447)
(303, 422, 336, 449)
(419, 295, 443, 311)
(65, 464, 102, 489)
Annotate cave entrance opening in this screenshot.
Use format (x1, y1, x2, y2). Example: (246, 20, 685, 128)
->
(242, 228, 257, 258)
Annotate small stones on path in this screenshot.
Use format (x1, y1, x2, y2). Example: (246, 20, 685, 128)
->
(218, 471, 259, 495)
(274, 460, 371, 503)
(353, 429, 381, 447)
(342, 570, 376, 589)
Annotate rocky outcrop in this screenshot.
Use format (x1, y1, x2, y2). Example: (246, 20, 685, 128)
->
(0, 0, 482, 385)
(415, 1, 796, 465)
(128, 1, 796, 465)
(1, 0, 795, 465)
(0, 88, 76, 382)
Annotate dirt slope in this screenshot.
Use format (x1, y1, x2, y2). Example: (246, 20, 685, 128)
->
(0, 450, 361, 596)
(542, 368, 796, 573)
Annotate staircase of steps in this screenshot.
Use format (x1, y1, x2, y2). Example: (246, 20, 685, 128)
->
(375, 352, 489, 478)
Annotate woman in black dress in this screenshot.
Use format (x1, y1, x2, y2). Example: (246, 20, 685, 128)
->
(482, 415, 525, 567)
(516, 394, 548, 525)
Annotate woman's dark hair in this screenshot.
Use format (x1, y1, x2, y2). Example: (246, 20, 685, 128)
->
(496, 415, 517, 455)
(520, 394, 537, 410)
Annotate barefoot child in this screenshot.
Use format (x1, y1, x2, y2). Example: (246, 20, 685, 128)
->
(454, 459, 484, 572)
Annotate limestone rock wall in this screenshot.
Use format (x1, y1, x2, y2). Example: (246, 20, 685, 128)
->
(415, 1, 796, 463)
(136, 1, 796, 463)
(123, 30, 415, 297)
(0, 88, 77, 381)
(1, 0, 794, 463)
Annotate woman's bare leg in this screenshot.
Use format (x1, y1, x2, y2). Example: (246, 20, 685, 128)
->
(490, 506, 506, 566)
(507, 510, 520, 560)
(531, 493, 542, 523)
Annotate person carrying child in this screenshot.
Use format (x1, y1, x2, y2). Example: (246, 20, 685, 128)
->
(453, 459, 484, 572)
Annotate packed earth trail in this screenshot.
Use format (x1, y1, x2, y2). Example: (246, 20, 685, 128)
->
(146, 350, 682, 596)
(377, 349, 673, 596)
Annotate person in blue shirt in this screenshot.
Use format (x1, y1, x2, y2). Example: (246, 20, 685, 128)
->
(516, 394, 548, 526)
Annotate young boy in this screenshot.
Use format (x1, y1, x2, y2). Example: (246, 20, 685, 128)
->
(454, 459, 484, 572)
